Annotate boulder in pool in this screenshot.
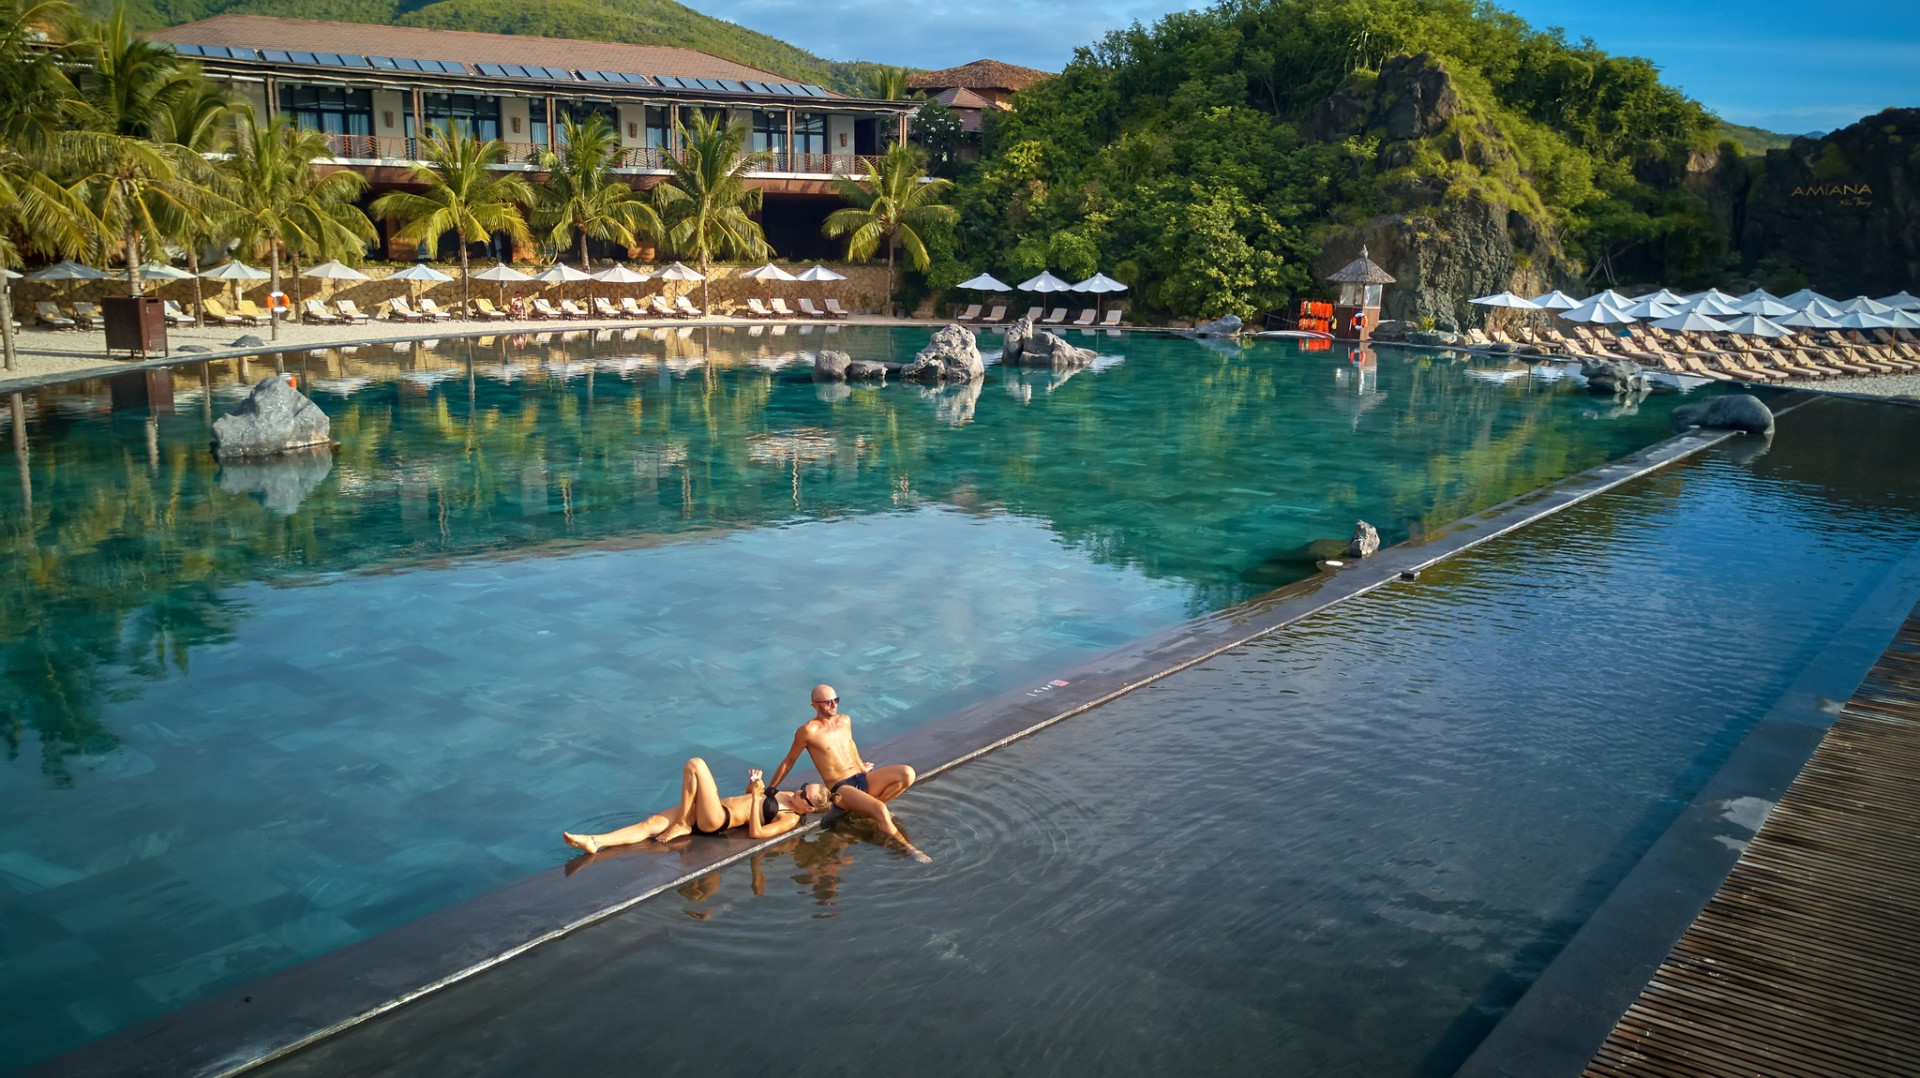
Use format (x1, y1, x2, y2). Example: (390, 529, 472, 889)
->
(900, 324, 984, 384)
(1345, 520, 1380, 559)
(811, 349, 852, 382)
(211, 375, 330, 460)
(846, 359, 889, 381)
(1670, 394, 1774, 436)
(1581, 358, 1645, 396)
(1004, 324, 1096, 369)
(1179, 313, 1244, 339)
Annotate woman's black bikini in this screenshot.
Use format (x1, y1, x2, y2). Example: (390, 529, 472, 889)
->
(692, 790, 793, 836)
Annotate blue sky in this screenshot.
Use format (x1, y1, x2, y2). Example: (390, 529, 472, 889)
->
(695, 0, 1919, 134)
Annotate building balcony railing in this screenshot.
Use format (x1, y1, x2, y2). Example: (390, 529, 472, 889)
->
(315, 134, 884, 177)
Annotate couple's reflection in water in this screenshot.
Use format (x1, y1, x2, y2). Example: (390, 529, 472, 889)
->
(564, 816, 909, 919)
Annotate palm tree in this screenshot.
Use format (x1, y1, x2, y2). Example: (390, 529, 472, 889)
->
(220, 111, 373, 339)
(63, 6, 227, 294)
(533, 113, 660, 270)
(823, 144, 955, 311)
(654, 112, 770, 312)
(152, 80, 238, 322)
(0, 0, 89, 371)
(863, 66, 914, 101)
(370, 123, 533, 317)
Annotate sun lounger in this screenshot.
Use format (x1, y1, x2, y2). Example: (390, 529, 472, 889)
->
(1099, 309, 1123, 327)
(650, 295, 678, 318)
(385, 298, 426, 322)
(235, 299, 272, 326)
(558, 298, 591, 319)
(954, 304, 983, 322)
(33, 301, 76, 329)
(528, 298, 564, 320)
(70, 301, 102, 329)
(769, 298, 795, 318)
(592, 297, 626, 320)
(798, 298, 831, 318)
(744, 298, 774, 318)
(1071, 308, 1096, 327)
(470, 297, 510, 321)
(331, 299, 370, 324)
(1041, 308, 1068, 325)
(675, 295, 703, 318)
(620, 297, 650, 319)
(980, 305, 1008, 324)
(303, 300, 342, 324)
(1020, 307, 1043, 323)
(823, 298, 852, 319)
(418, 297, 456, 321)
(162, 299, 197, 327)
(199, 298, 244, 327)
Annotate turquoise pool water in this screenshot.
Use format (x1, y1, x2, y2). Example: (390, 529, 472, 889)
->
(252, 396, 1920, 1078)
(0, 327, 1732, 1066)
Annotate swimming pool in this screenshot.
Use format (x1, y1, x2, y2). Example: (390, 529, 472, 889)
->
(0, 328, 1736, 1067)
(247, 395, 1920, 1078)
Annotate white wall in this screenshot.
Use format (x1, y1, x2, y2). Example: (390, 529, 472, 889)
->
(500, 95, 533, 145)
(616, 103, 647, 147)
(372, 90, 405, 137)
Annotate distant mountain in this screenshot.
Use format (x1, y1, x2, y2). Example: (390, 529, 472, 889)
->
(112, 0, 891, 94)
(1717, 120, 1796, 154)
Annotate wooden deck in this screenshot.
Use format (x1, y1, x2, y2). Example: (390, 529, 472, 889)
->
(1582, 605, 1920, 1077)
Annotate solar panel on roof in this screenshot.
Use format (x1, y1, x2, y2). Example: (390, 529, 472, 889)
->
(653, 75, 683, 88)
(801, 85, 829, 98)
(474, 62, 504, 76)
(395, 57, 422, 71)
(368, 55, 398, 69)
(701, 78, 728, 91)
(340, 55, 369, 68)
(622, 73, 650, 85)
(170, 42, 201, 56)
(578, 70, 604, 81)
(717, 80, 746, 93)
(288, 51, 314, 64)
(313, 53, 342, 66)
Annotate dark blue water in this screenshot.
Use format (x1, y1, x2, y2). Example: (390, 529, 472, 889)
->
(251, 396, 1920, 1078)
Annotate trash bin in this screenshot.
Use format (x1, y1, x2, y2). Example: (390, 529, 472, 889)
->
(102, 295, 167, 357)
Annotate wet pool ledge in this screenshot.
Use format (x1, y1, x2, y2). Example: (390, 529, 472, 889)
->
(27, 400, 1810, 1078)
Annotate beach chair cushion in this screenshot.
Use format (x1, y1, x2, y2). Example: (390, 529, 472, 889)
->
(35, 302, 75, 328)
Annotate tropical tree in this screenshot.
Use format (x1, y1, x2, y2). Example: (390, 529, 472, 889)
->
(0, 0, 90, 370)
(220, 111, 373, 339)
(653, 112, 770, 312)
(823, 143, 955, 309)
(532, 113, 660, 270)
(369, 122, 533, 316)
(151, 80, 238, 321)
(863, 65, 913, 101)
(62, 6, 227, 294)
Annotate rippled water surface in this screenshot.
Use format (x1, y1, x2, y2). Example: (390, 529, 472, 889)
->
(0, 326, 1757, 1066)
(255, 397, 1920, 1078)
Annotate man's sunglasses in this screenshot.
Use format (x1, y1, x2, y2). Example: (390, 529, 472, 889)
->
(813, 697, 839, 707)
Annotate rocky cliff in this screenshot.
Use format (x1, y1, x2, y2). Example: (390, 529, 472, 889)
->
(1736, 108, 1920, 295)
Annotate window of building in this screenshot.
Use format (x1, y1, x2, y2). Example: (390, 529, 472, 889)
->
(751, 110, 787, 154)
(532, 99, 617, 147)
(793, 111, 827, 156)
(645, 106, 672, 149)
(281, 84, 373, 136)
(405, 93, 501, 141)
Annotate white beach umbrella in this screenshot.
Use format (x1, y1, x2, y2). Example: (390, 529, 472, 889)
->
(4, 269, 19, 279)
(1618, 297, 1680, 319)
(391, 264, 455, 283)
(1649, 311, 1732, 333)
(739, 262, 797, 282)
(1735, 295, 1797, 318)
(1073, 272, 1129, 295)
(472, 262, 533, 283)
(1778, 288, 1835, 310)
(1676, 292, 1744, 317)
(199, 260, 269, 281)
(795, 264, 847, 282)
(1557, 294, 1632, 324)
(1737, 287, 1781, 304)
(1470, 291, 1541, 309)
(1592, 289, 1634, 308)
(1799, 296, 1848, 318)
(1775, 308, 1842, 329)
(1632, 288, 1686, 305)
(592, 264, 653, 283)
(1720, 314, 1796, 338)
(956, 272, 1011, 292)
(1528, 289, 1581, 309)
(1883, 308, 1920, 329)
(302, 260, 370, 282)
(1018, 271, 1074, 295)
(1828, 310, 1896, 329)
(1837, 295, 1895, 315)
(1876, 290, 1920, 311)
(122, 261, 192, 281)
(654, 262, 706, 282)
(28, 260, 111, 282)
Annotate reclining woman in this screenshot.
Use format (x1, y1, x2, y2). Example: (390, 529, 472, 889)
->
(563, 758, 831, 853)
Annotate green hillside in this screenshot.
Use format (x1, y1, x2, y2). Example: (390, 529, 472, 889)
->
(1717, 120, 1795, 155)
(109, 0, 888, 93)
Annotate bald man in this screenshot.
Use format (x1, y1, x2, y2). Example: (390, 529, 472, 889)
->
(768, 684, 927, 862)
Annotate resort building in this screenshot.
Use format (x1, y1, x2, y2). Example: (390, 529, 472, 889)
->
(141, 16, 920, 260)
(906, 58, 1053, 162)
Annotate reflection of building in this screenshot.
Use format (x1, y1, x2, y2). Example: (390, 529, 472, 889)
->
(905, 59, 1053, 164)
(140, 16, 919, 260)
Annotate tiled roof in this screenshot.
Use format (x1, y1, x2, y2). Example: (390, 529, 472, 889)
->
(906, 58, 1053, 92)
(145, 15, 797, 85)
(930, 87, 994, 131)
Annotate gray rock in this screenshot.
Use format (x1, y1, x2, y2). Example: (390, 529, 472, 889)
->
(1372, 319, 1414, 340)
(1581, 358, 1645, 396)
(176, 345, 209, 353)
(1179, 313, 1244, 339)
(211, 375, 331, 460)
(900, 324, 984, 384)
(216, 446, 333, 515)
(1003, 324, 1096, 369)
(1408, 330, 1457, 346)
(811, 349, 851, 382)
(846, 359, 888, 381)
(1344, 520, 1381, 559)
(1001, 316, 1036, 364)
(229, 335, 266, 349)
(1670, 393, 1775, 435)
